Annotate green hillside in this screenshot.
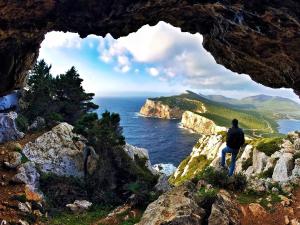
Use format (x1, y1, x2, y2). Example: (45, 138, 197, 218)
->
(206, 94, 300, 119)
(150, 91, 278, 135)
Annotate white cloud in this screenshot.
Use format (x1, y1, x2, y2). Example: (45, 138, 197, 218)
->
(147, 67, 160, 77)
(42, 32, 83, 49)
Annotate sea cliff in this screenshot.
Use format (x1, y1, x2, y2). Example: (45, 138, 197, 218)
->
(181, 111, 227, 135)
(139, 99, 184, 119)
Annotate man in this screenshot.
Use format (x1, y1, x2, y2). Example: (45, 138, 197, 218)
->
(221, 119, 245, 176)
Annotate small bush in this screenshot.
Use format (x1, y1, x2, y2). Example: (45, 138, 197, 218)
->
(196, 167, 229, 188)
(232, 173, 247, 191)
(48, 112, 64, 122)
(197, 187, 218, 203)
(15, 114, 29, 132)
(255, 137, 283, 156)
(258, 167, 274, 179)
(196, 167, 247, 191)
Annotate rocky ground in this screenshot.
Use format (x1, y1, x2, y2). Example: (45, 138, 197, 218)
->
(0, 132, 43, 224)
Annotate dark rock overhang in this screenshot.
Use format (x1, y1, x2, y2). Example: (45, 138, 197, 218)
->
(0, 0, 299, 96)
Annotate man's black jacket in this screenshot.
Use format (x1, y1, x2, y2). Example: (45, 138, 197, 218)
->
(226, 126, 245, 152)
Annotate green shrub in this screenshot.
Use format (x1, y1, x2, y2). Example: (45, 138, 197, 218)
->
(196, 166, 229, 188)
(197, 187, 218, 203)
(232, 173, 247, 191)
(255, 137, 283, 156)
(48, 112, 64, 122)
(258, 167, 274, 179)
(15, 114, 29, 132)
(196, 167, 247, 191)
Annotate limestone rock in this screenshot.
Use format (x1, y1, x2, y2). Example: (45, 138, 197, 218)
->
(248, 203, 267, 217)
(140, 99, 184, 119)
(252, 149, 269, 174)
(18, 202, 31, 213)
(4, 151, 22, 169)
(155, 174, 172, 193)
(235, 145, 253, 174)
(22, 123, 87, 177)
(181, 111, 226, 135)
(208, 190, 240, 225)
(137, 182, 205, 225)
(0, 112, 24, 144)
(123, 144, 155, 174)
(247, 179, 266, 193)
(66, 200, 92, 213)
(292, 158, 300, 177)
(272, 153, 294, 182)
(12, 162, 40, 188)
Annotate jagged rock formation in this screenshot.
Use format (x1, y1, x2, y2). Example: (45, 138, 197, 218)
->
(0, 1, 299, 97)
(171, 132, 300, 192)
(0, 112, 24, 144)
(137, 182, 206, 225)
(170, 133, 226, 185)
(138, 182, 241, 225)
(181, 111, 227, 135)
(139, 99, 184, 119)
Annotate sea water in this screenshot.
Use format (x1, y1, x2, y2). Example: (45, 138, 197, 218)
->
(96, 97, 199, 166)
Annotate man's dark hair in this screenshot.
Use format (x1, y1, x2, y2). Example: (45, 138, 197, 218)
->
(232, 119, 238, 127)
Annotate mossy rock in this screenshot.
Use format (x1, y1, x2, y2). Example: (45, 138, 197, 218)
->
(169, 155, 210, 186)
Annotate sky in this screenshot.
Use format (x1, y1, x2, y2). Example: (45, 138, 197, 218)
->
(39, 21, 300, 102)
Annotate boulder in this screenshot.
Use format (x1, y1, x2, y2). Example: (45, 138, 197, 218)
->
(123, 144, 155, 174)
(272, 153, 294, 182)
(208, 190, 240, 225)
(12, 162, 40, 188)
(235, 145, 253, 174)
(247, 178, 266, 193)
(66, 200, 92, 213)
(4, 151, 22, 169)
(22, 123, 87, 177)
(0, 112, 24, 144)
(292, 158, 300, 177)
(137, 182, 205, 225)
(28, 117, 45, 131)
(155, 174, 172, 193)
(252, 149, 269, 174)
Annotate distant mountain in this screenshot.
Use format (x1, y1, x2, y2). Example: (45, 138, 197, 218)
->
(204, 93, 300, 119)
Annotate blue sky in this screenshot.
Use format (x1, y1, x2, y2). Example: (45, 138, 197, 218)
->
(39, 22, 300, 102)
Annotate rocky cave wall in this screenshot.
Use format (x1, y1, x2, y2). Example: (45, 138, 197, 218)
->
(0, 0, 299, 96)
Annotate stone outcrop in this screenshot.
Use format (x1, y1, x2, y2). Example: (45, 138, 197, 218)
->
(0, 112, 24, 144)
(12, 162, 40, 189)
(208, 190, 240, 225)
(272, 153, 294, 182)
(139, 99, 184, 119)
(137, 182, 205, 225)
(181, 111, 226, 135)
(172, 130, 300, 190)
(0, 1, 299, 97)
(170, 134, 226, 185)
(66, 200, 92, 213)
(22, 123, 88, 177)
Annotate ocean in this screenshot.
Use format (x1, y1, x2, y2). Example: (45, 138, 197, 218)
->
(96, 97, 300, 166)
(96, 97, 199, 166)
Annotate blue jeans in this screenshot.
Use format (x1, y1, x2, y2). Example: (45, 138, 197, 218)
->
(221, 146, 238, 176)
